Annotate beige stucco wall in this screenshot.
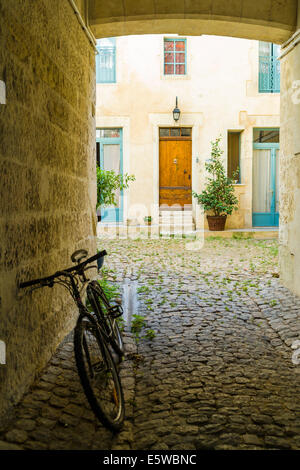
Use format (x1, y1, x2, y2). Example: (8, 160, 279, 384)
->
(0, 0, 96, 422)
(96, 34, 280, 229)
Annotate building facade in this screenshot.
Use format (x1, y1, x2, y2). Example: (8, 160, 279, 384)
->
(95, 34, 280, 232)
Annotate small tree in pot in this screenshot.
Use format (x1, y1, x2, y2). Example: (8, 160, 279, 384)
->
(192, 137, 239, 231)
(96, 167, 135, 221)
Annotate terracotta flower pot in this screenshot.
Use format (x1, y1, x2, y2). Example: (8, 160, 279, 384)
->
(207, 215, 227, 231)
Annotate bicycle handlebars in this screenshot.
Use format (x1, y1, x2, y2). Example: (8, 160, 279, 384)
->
(19, 250, 107, 289)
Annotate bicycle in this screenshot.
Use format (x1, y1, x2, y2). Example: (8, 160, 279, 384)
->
(19, 249, 125, 431)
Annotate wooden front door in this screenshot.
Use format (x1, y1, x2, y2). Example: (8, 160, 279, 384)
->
(159, 128, 192, 207)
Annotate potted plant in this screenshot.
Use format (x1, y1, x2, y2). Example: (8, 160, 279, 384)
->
(96, 167, 135, 221)
(144, 216, 152, 226)
(192, 137, 239, 231)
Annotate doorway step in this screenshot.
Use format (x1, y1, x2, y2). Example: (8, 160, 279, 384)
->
(159, 210, 195, 236)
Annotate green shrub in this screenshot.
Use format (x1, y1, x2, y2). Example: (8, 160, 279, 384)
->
(192, 137, 239, 216)
(97, 167, 135, 209)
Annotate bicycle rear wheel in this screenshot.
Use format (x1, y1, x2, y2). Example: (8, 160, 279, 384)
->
(87, 281, 124, 358)
(74, 314, 125, 432)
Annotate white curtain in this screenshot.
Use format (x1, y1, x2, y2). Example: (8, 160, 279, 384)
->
(103, 144, 121, 209)
(276, 149, 280, 213)
(253, 149, 271, 213)
(259, 41, 272, 57)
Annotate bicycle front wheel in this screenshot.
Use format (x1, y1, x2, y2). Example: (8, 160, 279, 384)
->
(74, 315, 125, 432)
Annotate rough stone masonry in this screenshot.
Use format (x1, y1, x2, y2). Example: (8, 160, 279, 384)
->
(0, 0, 96, 422)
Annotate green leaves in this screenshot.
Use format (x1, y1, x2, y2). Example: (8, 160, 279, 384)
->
(192, 137, 239, 216)
(96, 167, 135, 209)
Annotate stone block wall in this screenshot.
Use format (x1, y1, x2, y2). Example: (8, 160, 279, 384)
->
(0, 0, 96, 422)
(279, 41, 300, 298)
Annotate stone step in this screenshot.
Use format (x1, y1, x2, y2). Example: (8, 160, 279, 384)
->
(159, 214, 193, 222)
(159, 223, 195, 230)
(159, 212, 196, 234)
(159, 214, 193, 220)
(160, 219, 194, 225)
(160, 230, 197, 237)
(160, 221, 194, 227)
(159, 210, 193, 216)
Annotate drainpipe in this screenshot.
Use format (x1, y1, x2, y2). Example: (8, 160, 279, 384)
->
(279, 30, 300, 59)
(68, 0, 97, 50)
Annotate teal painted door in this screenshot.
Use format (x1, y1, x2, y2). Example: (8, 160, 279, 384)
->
(252, 145, 279, 227)
(96, 129, 123, 223)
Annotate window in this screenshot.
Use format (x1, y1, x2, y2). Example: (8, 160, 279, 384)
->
(96, 38, 116, 83)
(96, 128, 120, 139)
(227, 132, 241, 182)
(164, 38, 186, 75)
(259, 42, 280, 93)
(159, 127, 192, 139)
(253, 128, 279, 143)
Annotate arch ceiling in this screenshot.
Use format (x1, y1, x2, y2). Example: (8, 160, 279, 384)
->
(88, 0, 298, 43)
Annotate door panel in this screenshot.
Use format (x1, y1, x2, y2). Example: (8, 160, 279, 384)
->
(253, 149, 272, 214)
(252, 146, 279, 227)
(101, 143, 122, 222)
(275, 149, 279, 213)
(97, 130, 123, 223)
(102, 144, 121, 220)
(159, 140, 192, 207)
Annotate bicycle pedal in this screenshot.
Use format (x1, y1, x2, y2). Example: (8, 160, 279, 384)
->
(109, 304, 123, 318)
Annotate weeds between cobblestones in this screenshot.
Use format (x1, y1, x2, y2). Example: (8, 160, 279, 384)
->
(0, 238, 300, 450)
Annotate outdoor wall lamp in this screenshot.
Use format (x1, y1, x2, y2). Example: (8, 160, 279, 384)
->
(172, 97, 180, 122)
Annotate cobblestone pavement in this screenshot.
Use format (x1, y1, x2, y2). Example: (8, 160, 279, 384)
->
(1, 237, 300, 450)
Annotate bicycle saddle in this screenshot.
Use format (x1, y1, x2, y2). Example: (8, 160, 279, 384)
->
(71, 249, 88, 264)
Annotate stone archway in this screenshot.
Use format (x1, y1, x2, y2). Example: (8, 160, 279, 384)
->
(88, 0, 297, 42)
(1, 0, 300, 422)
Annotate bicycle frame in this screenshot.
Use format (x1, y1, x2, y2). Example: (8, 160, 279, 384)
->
(60, 271, 114, 353)
(19, 249, 125, 431)
(19, 260, 117, 357)
(86, 283, 117, 345)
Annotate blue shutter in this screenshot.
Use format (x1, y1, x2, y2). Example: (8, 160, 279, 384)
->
(259, 42, 272, 92)
(272, 44, 280, 93)
(96, 38, 116, 83)
(259, 42, 280, 93)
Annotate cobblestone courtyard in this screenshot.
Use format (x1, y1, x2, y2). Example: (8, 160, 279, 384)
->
(1, 237, 300, 450)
